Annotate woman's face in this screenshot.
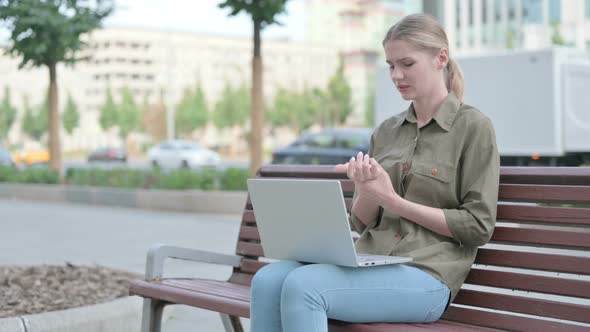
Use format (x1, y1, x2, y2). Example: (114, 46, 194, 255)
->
(384, 39, 446, 101)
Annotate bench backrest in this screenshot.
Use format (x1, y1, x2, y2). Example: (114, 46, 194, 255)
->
(232, 165, 590, 332)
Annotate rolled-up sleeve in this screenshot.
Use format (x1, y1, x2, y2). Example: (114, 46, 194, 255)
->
(444, 118, 500, 247)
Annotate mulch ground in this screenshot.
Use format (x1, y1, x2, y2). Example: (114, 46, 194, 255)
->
(0, 264, 140, 318)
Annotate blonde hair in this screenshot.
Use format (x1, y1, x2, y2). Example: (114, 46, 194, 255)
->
(383, 14, 464, 101)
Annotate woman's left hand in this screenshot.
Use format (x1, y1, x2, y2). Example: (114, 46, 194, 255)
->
(359, 158, 400, 207)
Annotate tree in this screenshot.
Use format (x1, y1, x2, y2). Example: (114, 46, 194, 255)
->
(141, 90, 167, 142)
(99, 88, 118, 131)
(324, 60, 354, 126)
(0, 87, 17, 140)
(175, 82, 209, 138)
(117, 87, 139, 140)
(550, 22, 566, 46)
(219, 0, 289, 175)
(268, 87, 320, 134)
(22, 96, 48, 141)
(0, 0, 113, 171)
(61, 94, 79, 135)
(213, 83, 250, 129)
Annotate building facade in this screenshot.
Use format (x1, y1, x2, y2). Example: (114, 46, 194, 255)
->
(424, 0, 590, 54)
(1, 27, 339, 151)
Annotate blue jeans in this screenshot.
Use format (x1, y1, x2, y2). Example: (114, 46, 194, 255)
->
(250, 261, 450, 332)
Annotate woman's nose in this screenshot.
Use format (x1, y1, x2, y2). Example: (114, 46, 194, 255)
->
(390, 67, 403, 80)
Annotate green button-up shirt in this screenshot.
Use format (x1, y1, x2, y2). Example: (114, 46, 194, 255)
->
(350, 92, 500, 302)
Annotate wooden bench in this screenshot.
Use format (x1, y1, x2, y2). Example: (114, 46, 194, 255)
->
(129, 165, 590, 332)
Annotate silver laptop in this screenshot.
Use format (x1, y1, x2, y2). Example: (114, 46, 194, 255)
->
(247, 178, 412, 267)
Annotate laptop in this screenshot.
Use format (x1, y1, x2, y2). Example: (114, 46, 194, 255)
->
(247, 178, 413, 267)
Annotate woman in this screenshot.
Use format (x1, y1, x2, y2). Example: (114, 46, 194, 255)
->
(250, 13, 499, 332)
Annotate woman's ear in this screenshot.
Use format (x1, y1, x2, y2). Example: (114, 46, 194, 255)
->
(437, 48, 449, 70)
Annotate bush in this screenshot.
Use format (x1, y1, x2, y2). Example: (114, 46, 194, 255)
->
(3, 166, 251, 191)
(155, 169, 218, 190)
(220, 167, 249, 191)
(0, 166, 59, 184)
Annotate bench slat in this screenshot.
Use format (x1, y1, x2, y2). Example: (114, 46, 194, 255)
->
(500, 167, 590, 185)
(129, 279, 251, 318)
(259, 165, 350, 179)
(239, 226, 260, 241)
(236, 241, 264, 258)
(228, 272, 254, 286)
(497, 204, 590, 226)
(465, 268, 590, 299)
(454, 289, 590, 323)
(328, 318, 504, 331)
(442, 306, 590, 332)
(475, 248, 590, 275)
(499, 184, 590, 203)
(490, 226, 590, 248)
(240, 258, 267, 274)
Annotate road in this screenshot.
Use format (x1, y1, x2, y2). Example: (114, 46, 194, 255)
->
(0, 199, 250, 331)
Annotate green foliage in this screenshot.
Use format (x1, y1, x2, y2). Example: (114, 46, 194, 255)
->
(118, 87, 139, 140)
(0, 87, 17, 140)
(0, 0, 114, 69)
(269, 87, 321, 133)
(0, 166, 58, 184)
(175, 82, 209, 137)
(324, 60, 353, 126)
(550, 22, 566, 46)
(65, 168, 238, 191)
(99, 88, 118, 130)
(156, 169, 217, 190)
(218, 0, 288, 28)
(22, 95, 48, 141)
(213, 83, 250, 129)
(219, 167, 249, 191)
(61, 94, 79, 135)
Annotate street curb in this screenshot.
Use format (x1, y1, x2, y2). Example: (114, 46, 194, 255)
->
(0, 296, 158, 332)
(0, 183, 247, 214)
(0, 317, 24, 332)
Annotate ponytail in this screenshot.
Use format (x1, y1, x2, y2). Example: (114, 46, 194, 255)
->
(446, 58, 464, 102)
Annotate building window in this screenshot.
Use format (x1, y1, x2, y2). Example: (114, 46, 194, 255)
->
(523, 0, 543, 23)
(549, 0, 560, 23)
(586, 0, 590, 17)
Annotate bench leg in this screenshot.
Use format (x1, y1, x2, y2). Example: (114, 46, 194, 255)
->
(220, 313, 244, 332)
(141, 298, 166, 332)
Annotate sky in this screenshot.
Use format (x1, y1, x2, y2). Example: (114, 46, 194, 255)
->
(0, 0, 306, 43)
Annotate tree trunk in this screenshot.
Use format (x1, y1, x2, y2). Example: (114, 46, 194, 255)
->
(250, 19, 264, 176)
(48, 63, 61, 173)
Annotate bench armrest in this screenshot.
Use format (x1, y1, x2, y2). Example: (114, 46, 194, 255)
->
(145, 243, 242, 280)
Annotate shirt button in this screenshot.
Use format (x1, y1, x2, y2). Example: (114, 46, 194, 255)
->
(403, 163, 409, 171)
(432, 169, 439, 175)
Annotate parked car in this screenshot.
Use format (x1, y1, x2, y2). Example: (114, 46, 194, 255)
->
(11, 149, 50, 166)
(87, 147, 127, 162)
(271, 128, 372, 165)
(147, 140, 221, 169)
(0, 146, 15, 167)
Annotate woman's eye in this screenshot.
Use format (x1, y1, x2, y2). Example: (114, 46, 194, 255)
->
(404, 63, 414, 67)
(389, 65, 395, 70)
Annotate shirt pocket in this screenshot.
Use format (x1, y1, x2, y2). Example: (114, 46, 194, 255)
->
(408, 161, 457, 206)
(412, 162, 454, 183)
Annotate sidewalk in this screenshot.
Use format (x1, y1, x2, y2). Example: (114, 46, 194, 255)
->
(0, 198, 250, 331)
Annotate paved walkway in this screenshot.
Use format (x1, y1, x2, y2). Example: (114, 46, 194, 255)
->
(0, 198, 250, 331)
